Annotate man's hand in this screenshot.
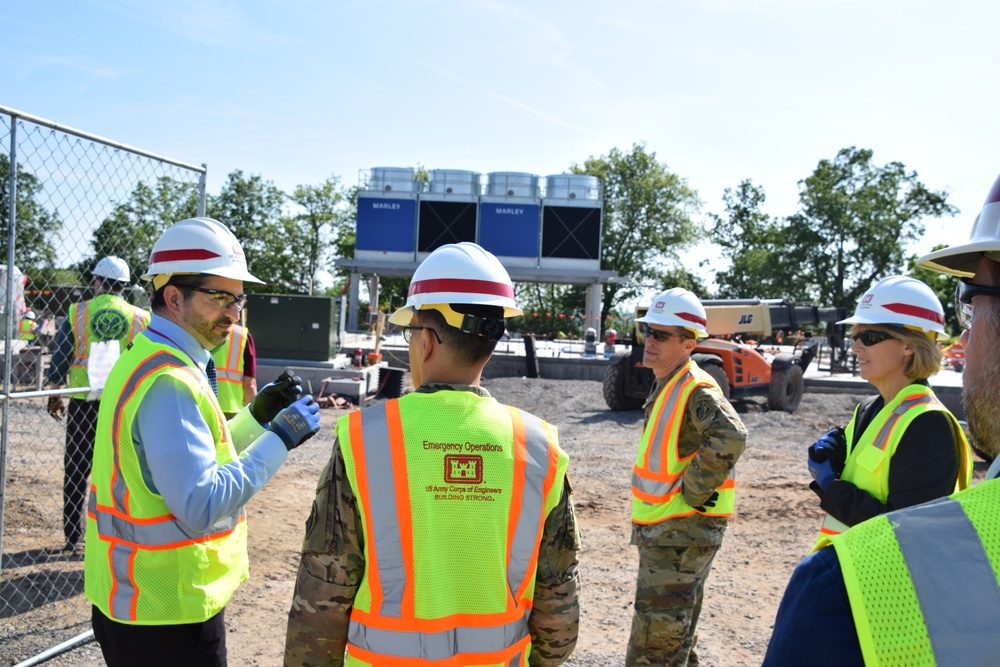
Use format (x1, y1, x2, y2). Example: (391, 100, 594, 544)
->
(251, 370, 303, 425)
(694, 491, 719, 513)
(808, 455, 837, 491)
(269, 396, 321, 451)
(47, 395, 65, 421)
(808, 428, 847, 474)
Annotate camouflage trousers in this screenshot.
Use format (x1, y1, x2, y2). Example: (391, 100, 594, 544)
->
(626, 543, 720, 667)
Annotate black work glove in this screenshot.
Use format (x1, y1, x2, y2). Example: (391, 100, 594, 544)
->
(47, 395, 65, 421)
(250, 370, 303, 425)
(808, 427, 847, 475)
(694, 491, 719, 513)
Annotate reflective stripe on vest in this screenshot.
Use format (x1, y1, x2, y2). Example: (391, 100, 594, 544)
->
(833, 483, 1000, 666)
(18, 319, 35, 340)
(344, 400, 555, 662)
(632, 360, 735, 523)
(213, 324, 247, 384)
(815, 387, 972, 550)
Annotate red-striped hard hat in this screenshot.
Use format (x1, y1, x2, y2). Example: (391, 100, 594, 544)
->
(838, 275, 946, 335)
(141, 217, 263, 284)
(635, 287, 709, 339)
(918, 172, 1000, 277)
(389, 242, 521, 326)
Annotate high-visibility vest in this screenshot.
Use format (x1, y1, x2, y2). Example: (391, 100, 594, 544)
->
(632, 359, 736, 524)
(831, 478, 1000, 667)
(814, 384, 972, 550)
(18, 318, 35, 341)
(67, 294, 150, 399)
(212, 323, 249, 414)
(338, 390, 569, 666)
(84, 333, 248, 625)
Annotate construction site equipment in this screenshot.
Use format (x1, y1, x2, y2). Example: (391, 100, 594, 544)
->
(603, 299, 844, 412)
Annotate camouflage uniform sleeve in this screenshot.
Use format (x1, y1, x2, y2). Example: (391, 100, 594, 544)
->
(528, 475, 581, 667)
(284, 436, 365, 667)
(680, 384, 748, 508)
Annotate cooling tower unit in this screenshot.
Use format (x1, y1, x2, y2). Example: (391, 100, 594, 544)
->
(417, 169, 480, 259)
(541, 174, 603, 270)
(479, 172, 541, 267)
(355, 167, 419, 262)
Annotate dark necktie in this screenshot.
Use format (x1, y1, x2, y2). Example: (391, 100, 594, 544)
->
(206, 357, 218, 396)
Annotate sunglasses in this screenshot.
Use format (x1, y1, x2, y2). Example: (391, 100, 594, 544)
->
(956, 278, 1000, 330)
(851, 330, 897, 347)
(640, 323, 688, 343)
(182, 286, 248, 312)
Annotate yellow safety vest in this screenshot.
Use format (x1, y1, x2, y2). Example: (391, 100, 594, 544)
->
(84, 334, 248, 625)
(212, 323, 249, 414)
(338, 390, 569, 666)
(18, 318, 35, 340)
(632, 359, 736, 524)
(832, 479, 1000, 666)
(814, 384, 972, 550)
(67, 294, 150, 399)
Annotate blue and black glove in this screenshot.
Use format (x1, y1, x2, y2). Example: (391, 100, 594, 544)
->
(269, 395, 321, 451)
(808, 455, 837, 491)
(808, 428, 847, 475)
(251, 370, 303, 425)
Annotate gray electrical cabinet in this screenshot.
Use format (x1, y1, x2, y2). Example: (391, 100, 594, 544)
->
(246, 294, 337, 362)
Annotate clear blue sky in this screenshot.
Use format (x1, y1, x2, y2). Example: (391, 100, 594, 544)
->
(3, 0, 999, 286)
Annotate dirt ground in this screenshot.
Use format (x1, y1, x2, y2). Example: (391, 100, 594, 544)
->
(1, 377, 988, 666)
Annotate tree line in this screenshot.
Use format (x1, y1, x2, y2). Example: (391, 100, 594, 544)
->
(0, 144, 962, 335)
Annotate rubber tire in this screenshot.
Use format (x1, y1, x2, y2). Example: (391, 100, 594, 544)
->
(767, 364, 804, 412)
(700, 362, 730, 400)
(603, 354, 644, 411)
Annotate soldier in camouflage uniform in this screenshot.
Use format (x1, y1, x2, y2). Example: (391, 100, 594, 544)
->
(284, 243, 580, 667)
(627, 288, 747, 667)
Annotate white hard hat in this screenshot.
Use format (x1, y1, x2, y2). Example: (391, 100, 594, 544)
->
(23, 310, 36, 320)
(918, 173, 1000, 277)
(837, 275, 946, 335)
(389, 242, 522, 326)
(141, 217, 263, 285)
(93, 256, 130, 283)
(635, 288, 709, 339)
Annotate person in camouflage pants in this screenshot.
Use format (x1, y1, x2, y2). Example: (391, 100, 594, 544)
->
(284, 242, 580, 666)
(627, 289, 748, 667)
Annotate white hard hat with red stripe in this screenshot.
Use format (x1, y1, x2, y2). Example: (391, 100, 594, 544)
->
(837, 275, 945, 335)
(635, 287, 709, 339)
(389, 242, 522, 326)
(141, 217, 263, 287)
(918, 172, 1000, 277)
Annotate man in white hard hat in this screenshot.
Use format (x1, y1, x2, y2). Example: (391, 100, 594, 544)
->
(763, 174, 1000, 666)
(627, 287, 747, 667)
(84, 218, 322, 667)
(45, 255, 150, 552)
(285, 242, 580, 666)
(17, 309, 38, 341)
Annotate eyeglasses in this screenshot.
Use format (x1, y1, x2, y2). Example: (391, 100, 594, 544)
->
(640, 323, 688, 343)
(402, 325, 442, 344)
(851, 330, 897, 347)
(183, 286, 248, 312)
(956, 278, 1000, 330)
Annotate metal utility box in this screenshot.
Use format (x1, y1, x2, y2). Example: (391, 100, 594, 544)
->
(246, 294, 337, 362)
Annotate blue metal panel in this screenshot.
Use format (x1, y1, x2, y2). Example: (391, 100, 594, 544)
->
(356, 196, 417, 252)
(479, 202, 540, 258)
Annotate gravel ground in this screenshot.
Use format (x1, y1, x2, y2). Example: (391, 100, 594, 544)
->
(2, 377, 986, 666)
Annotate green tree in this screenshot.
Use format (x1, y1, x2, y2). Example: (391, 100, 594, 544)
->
(572, 143, 701, 329)
(788, 147, 957, 308)
(85, 177, 199, 283)
(208, 170, 293, 293)
(289, 175, 348, 294)
(0, 155, 62, 277)
(710, 180, 808, 300)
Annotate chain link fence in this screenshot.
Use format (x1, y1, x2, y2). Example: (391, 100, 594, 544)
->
(0, 105, 207, 664)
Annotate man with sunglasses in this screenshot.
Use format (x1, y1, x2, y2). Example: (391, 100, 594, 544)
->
(627, 288, 747, 667)
(285, 242, 580, 666)
(763, 174, 1000, 666)
(84, 218, 321, 667)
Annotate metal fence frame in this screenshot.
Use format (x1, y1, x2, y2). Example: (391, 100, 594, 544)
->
(0, 104, 207, 664)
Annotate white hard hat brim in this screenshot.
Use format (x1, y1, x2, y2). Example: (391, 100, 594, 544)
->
(915, 242, 998, 278)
